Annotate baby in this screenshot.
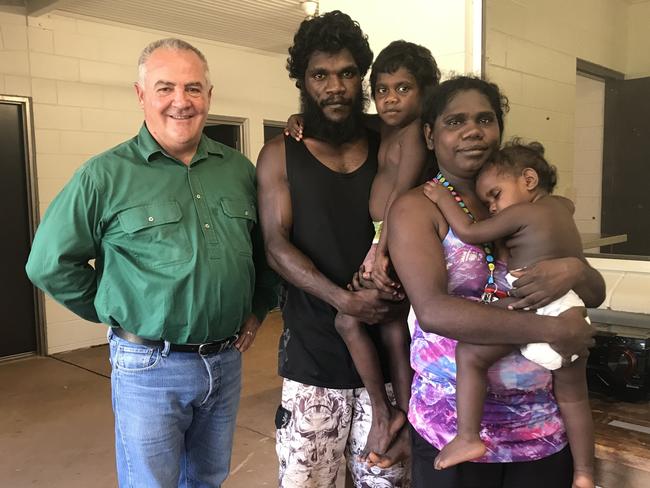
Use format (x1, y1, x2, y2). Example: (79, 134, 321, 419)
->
(424, 140, 594, 488)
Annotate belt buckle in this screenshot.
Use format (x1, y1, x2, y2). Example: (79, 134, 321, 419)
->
(198, 342, 216, 356)
(198, 336, 234, 356)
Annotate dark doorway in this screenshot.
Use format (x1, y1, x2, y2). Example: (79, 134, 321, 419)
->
(0, 97, 40, 359)
(602, 76, 650, 256)
(203, 123, 240, 150)
(264, 123, 285, 143)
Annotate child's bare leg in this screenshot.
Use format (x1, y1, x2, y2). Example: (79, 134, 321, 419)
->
(335, 313, 405, 457)
(379, 317, 412, 412)
(434, 342, 514, 470)
(553, 356, 595, 488)
(371, 318, 412, 463)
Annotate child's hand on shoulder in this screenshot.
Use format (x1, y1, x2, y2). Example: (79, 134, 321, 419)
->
(423, 180, 447, 203)
(284, 113, 304, 141)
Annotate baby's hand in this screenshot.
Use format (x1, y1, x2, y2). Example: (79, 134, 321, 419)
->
(423, 180, 448, 203)
(284, 113, 304, 141)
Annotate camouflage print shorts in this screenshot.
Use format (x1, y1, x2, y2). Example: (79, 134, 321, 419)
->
(275, 378, 410, 488)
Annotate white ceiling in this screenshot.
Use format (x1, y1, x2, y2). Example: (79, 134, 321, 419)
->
(23, 0, 310, 54)
(10, 0, 650, 55)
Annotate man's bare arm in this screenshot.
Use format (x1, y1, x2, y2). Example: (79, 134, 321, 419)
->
(256, 136, 396, 324)
(509, 258, 605, 310)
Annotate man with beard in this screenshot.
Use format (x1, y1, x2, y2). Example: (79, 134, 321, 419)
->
(256, 10, 408, 488)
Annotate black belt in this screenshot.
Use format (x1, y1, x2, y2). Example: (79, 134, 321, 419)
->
(110, 327, 238, 356)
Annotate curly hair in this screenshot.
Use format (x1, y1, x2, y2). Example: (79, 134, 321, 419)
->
(481, 138, 558, 193)
(421, 76, 509, 139)
(287, 10, 373, 88)
(369, 40, 440, 96)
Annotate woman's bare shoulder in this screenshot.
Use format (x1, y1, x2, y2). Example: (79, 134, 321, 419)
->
(392, 185, 434, 209)
(390, 185, 446, 231)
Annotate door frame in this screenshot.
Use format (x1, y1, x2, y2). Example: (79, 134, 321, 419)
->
(205, 114, 248, 157)
(0, 95, 46, 358)
(263, 119, 287, 144)
(574, 60, 623, 257)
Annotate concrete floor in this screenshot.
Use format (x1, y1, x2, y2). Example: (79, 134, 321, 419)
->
(0, 310, 346, 487)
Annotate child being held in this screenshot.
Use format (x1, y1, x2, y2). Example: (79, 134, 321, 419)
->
(287, 40, 440, 461)
(424, 140, 594, 488)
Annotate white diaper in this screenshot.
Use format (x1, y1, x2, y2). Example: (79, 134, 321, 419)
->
(506, 273, 589, 370)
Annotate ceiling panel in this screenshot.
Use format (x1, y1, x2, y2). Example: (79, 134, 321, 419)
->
(53, 0, 309, 54)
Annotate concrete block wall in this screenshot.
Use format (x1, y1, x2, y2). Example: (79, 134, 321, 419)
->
(321, 0, 471, 76)
(573, 75, 605, 234)
(626, 1, 650, 79)
(0, 9, 297, 354)
(484, 0, 630, 197)
(320, 0, 475, 114)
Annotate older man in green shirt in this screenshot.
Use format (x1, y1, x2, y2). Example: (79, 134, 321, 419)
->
(26, 38, 277, 487)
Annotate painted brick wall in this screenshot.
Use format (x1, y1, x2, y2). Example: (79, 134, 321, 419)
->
(573, 74, 605, 235)
(626, 1, 650, 79)
(484, 0, 630, 196)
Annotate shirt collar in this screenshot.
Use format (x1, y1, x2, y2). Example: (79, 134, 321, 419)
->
(136, 123, 225, 165)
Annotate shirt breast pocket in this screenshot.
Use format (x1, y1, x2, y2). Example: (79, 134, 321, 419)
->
(219, 198, 257, 257)
(117, 201, 192, 267)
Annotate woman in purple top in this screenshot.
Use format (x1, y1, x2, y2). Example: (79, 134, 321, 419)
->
(377, 77, 605, 488)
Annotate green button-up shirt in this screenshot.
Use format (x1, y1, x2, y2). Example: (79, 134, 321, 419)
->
(26, 124, 278, 344)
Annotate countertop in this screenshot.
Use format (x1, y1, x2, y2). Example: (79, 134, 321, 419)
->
(582, 233, 628, 250)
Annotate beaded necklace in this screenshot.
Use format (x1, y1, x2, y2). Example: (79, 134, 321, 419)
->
(433, 171, 506, 303)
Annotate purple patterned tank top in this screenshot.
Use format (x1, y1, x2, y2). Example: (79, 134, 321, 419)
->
(408, 229, 567, 462)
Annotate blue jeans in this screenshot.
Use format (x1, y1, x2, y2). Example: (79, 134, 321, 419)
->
(108, 330, 242, 488)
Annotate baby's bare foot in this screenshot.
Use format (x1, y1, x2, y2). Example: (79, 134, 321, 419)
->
(434, 435, 486, 470)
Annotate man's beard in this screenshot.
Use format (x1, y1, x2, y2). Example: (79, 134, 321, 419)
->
(300, 89, 368, 145)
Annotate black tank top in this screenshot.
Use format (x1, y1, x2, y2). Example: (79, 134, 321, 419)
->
(279, 131, 390, 388)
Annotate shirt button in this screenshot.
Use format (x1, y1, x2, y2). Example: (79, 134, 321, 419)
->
(196, 194, 201, 199)
(244, 210, 249, 216)
(148, 216, 154, 222)
(204, 223, 210, 229)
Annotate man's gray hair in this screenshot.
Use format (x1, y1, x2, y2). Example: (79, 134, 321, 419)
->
(137, 38, 211, 86)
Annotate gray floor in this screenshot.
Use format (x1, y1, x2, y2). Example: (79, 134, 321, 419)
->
(0, 311, 336, 487)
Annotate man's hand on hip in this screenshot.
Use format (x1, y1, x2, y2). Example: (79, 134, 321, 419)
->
(234, 314, 261, 352)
